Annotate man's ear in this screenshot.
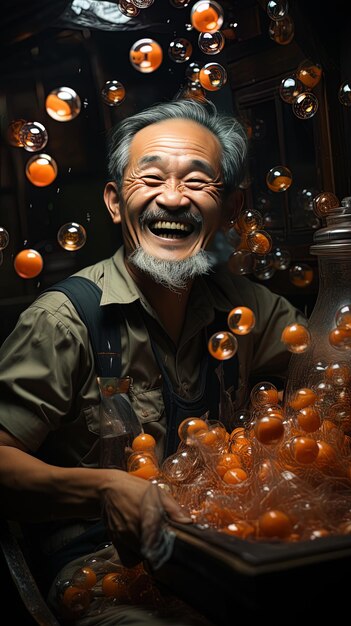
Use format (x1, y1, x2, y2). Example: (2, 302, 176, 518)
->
(221, 189, 244, 231)
(104, 181, 121, 224)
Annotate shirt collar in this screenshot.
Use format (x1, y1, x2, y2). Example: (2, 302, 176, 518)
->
(100, 246, 141, 306)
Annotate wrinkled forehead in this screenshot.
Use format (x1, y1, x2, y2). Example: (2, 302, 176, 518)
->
(128, 118, 222, 175)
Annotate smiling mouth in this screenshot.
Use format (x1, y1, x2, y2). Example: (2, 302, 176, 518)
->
(147, 220, 195, 239)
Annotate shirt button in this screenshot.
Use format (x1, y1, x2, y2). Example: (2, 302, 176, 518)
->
(141, 409, 149, 417)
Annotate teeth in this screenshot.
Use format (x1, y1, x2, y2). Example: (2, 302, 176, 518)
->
(152, 221, 191, 232)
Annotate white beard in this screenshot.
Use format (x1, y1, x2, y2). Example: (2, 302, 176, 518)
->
(128, 247, 216, 292)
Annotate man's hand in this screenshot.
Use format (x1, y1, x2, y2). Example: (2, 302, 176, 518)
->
(101, 471, 191, 568)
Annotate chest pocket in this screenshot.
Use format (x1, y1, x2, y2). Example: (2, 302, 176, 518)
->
(130, 386, 165, 424)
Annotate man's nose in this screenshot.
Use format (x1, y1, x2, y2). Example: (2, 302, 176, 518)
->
(156, 182, 190, 209)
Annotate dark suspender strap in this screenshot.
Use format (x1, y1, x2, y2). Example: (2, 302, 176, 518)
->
(43, 276, 122, 378)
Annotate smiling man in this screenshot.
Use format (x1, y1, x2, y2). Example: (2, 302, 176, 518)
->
(0, 99, 305, 626)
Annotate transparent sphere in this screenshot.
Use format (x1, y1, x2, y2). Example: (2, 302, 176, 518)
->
(57, 222, 87, 251)
(252, 255, 276, 280)
(178, 416, 208, 444)
(118, 0, 140, 16)
(7, 119, 26, 147)
(297, 187, 319, 211)
(336, 304, 351, 330)
(199, 62, 227, 91)
(268, 15, 294, 45)
(247, 230, 272, 255)
(168, 38, 192, 63)
(338, 81, 351, 107)
(101, 80, 126, 106)
(185, 62, 201, 81)
(324, 361, 351, 387)
(208, 331, 238, 360)
(289, 263, 313, 287)
(279, 75, 304, 103)
(296, 59, 322, 89)
(161, 449, 197, 482)
(250, 381, 279, 407)
(227, 250, 254, 275)
(19, 121, 48, 152)
(281, 323, 311, 353)
(266, 165, 292, 192)
(198, 31, 225, 55)
(227, 306, 255, 335)
(45, 87, 81, 122)
(169, 0, 190, 7)
(132, 0, 154, 7)
(190, 1, 224, 33)
(272, 247, 291, 270)
(312, 191, 340, 218)
(14, 249, 43, 279)
(292, 92, 319, 119)
(236, 209, 263, 234)
(175, 80, 207, 103)
(0, 227, 10, 250)
(266, 0, 289, 21)
(25, 154, 58, 187)
(129, 38, 163, 73)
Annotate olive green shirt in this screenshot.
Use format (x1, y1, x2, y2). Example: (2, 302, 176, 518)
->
(0, 245, 305, 468)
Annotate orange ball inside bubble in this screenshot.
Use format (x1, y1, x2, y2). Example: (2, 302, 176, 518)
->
(14, 249, 43, 279)
(281, 323, 311, 353)
(25, 153, 58, 187)
(227, 306, 255, 335)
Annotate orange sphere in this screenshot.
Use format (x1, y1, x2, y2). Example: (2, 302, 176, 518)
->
(329, 327, 351, 349)
(132, 433, 156, 452)
(257, 509, 292, 538)
(254, 416, 284, 445)
(129, 463, 159, 480)
(72, 566, 97, 590)
(14, 249, 43, 279)
(289, 387, 316, 410)
(178, 417, 208, 442)
(216, 452, 242, 477)
(281, 323, 311, 353)
(296, 406, 321, 432)
(227, 306, 256, 335)
(62, 586, 91, 615)
(292, 436, 319, 464)
(101, 573, 130, 600)
(222, 467, 248, 484)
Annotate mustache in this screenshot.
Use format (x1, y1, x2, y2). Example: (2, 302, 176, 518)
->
(139, 208, 202, 228)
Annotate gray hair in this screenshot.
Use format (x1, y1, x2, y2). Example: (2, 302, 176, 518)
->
(106, 99, 248, 194)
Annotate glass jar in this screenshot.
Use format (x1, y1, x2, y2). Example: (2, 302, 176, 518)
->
(284, 197, 351, 417)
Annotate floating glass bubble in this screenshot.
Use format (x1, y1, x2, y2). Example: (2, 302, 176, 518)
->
(268, 15, 294, 45)
(236, 209, 263, 234)
(297, 187, 319, 211)
(170, 0, 190, 6)
(338, 81, 351, 107)
(7, 119, 26, 147)
(101, 80, 126, 106)
(312, 191, 339, 218)
(198, 31, 225, 55)
(190, 1, 224, 33)
(132, 0, 154, 7)
(296, 59, 322, 89)
(25, 154, 58, 187)
(279, 75, 304, 103)
(0, 227, 10, 250)
(14, 249, 43, 279)
(272, 247, 291, 270)
(292, 92, 319, 119)
(118, 0, 140, 16)
(45, 87, 81, 122)
(250, 381, 279, 407)
(19, 121, 48, 152)
(129, 38, 163, 73)
(266, 165, 292, 192)
(266, 0, 289, 21)
(289, 263, 313, 287)
(247, 230, 272, 255)
(175, 80, 207, 103)
(281, 323, 311, 354)
(208, 331, 238, 360)
(227, 250, 254, 275)
(256, 193, 271, 212)
(199, 62, 227, 91)
(227, 306, 255, 335)
(185, 62, 201, 82)
(168, 38, 192, 63)
(252, 255, 276, 280)
(336, 304, 351, 330)
(57, 222, 87, 251)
